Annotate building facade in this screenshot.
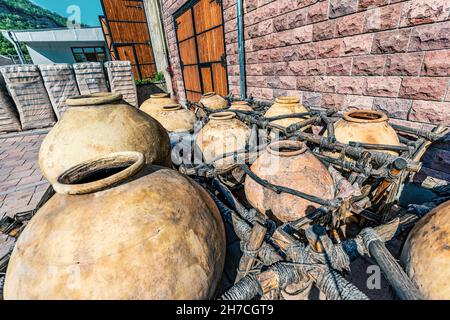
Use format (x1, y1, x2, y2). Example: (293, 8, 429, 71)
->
(157, 0, 450, 181)
(2, 27, 109, 65)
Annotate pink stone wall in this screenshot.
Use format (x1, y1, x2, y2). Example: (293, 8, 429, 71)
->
(160, 0, 450, 181)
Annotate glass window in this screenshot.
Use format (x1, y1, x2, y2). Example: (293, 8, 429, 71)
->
(72, 47, 107, 63)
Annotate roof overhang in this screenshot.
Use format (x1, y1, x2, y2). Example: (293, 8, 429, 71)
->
(1, 27, 105, 43)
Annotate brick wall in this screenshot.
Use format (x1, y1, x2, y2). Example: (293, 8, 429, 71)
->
(160, 0, 450, 181)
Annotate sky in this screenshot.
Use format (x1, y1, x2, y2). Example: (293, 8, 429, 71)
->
(31, 0, 103, 27)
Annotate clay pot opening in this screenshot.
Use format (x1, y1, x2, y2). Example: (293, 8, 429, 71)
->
(202, 92, 216, 98)
(151, 93, 170, 99)
(66, 93, 123, 107)
(343, 110, 388, 123)
(163, 104, 182, 111)
(209, 112, 235, 121)
(53, 151, 145, 195)
(275, 96, 300, 104)
(232, 101, 249, 106)
(267, 140, 307, 157)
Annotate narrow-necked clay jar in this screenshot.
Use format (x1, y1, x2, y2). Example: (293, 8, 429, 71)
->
(196, 111, 250, 171)
(140, 93, 176, 113)
(199, 92, 228, 110)
(143, 103, 196, 133)
(331, 109, 401, 155)
(400, 200, 450, 300)
(245, 140, 335, 223)
(264, 96, 309, 128)
(39, 93, 172, 185)
(4, 152, 225, 300)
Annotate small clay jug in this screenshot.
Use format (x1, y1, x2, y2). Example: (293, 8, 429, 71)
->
(264, 96, 309, 128)
(400, 200, 450, 300)
(5, 152, 225, 300)
(144, 103, 196, 133)
(199, 92, 228, 110)
(196, 112, 250, 171)
(245, 140, 335, 223)
(39, 93, 171, 185)
(140, 93, 176, 113)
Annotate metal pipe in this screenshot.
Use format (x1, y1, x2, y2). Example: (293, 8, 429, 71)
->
(236, 0, 246, 99)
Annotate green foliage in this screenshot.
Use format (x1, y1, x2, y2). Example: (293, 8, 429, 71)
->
(135, 72, 165, 85)
(0, 0, 67, 57)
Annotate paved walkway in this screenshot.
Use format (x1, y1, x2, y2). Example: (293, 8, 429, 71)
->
(0, 129, 50, 220)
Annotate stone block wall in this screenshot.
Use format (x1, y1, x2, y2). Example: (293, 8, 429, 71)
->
(160, 0, 450, 181)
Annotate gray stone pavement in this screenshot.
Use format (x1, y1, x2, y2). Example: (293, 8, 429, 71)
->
(0, 129, 50, 220)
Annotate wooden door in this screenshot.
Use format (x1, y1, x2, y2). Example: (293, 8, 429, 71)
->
(174, 0, 228, 102)
(100, 0, 157, 80)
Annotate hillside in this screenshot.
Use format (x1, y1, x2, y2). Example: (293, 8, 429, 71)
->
(0, 0, 67, 57)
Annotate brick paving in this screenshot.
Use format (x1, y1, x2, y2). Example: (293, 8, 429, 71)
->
(0, 130, 50, 220)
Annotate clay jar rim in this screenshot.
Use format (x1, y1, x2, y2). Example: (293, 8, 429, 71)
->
(267, 140, 307, 157)
(202, 92, 216, 99)
(275, 96, 300, 104)
(53, 151, 145, 195)
(209, 111, 235, 121)
(343, 110, 388, 123)
(66, 93, 123, 107)
(162, 104, 182, 111)
(232, 101, 249, 106)
(151, 93, 170, 99)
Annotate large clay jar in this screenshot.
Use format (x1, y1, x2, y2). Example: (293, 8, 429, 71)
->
(400, 200, 450, 300)
(332, 110, 401, 155)
(196, 112, 250, 171)
(264, 96, 309, 128)
(230, 101, 253, 112)
(4, 152, 226, 300)
(143, 103, 195, 133)
(140, 93, 176, 113)
(39, 93, 172, 185)
(245, 140, 335, 223)
(199, 92, 228, 110)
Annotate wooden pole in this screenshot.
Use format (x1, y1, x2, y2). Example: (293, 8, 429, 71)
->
(236, 221, 267, 283)
(364, 236, 423, 300)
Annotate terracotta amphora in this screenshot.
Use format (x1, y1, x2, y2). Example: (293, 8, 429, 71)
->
(199, 92, 228, 110)
(5, 152, 225, 300)
(196, 112, 250, 171)
(400, 200, 450, 300)
(39, 93, 172, 185)
(143, 103, 196, 133)
(140, 93, 176, 113)
(264, 96, 310, 128)
(331, 110, 401, 155)
(245, 140, 335, 223)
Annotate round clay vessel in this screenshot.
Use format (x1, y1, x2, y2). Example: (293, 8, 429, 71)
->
(264, 96, 309, 128)
(140, 93, 176, 113)
(230, 101, 253, 112)
(245, 140, 335, 223)
(4, 152, 225, 300)
(199, 92, 228, 110)
(331, 110, 401, 155)
(39, 93, 172, 185)
(143, 103, 196, 133)
(400, 200, 450, 300)
(196, 112, 250, 171)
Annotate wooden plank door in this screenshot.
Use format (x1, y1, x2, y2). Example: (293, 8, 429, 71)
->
(100, 0, 157, 80)
(174, 0, 228, 102)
